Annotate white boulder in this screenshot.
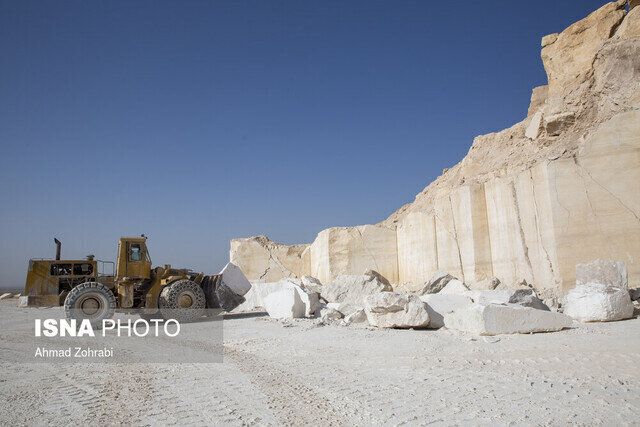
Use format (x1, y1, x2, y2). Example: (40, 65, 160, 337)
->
(326, 302, 361, 317)
(419, 270, 455, 295)
(563, 282, 634, 322)
(420, 294, 473, 329)
(576, 260, 627, 289)
(263, 288, 306, 319)
(321, 273, 392, 305)
(439, 279, 470, 295)
(236, 279, 319, 317)
(444, 303, 573, 335)
(295, 285, 320, 317)
(343, 309, 368, 325)
(301, 275, 323, 294)
(236, 281, 285, 312)
(319, 306, 343, 323)
(364, 292, 430, 329)
(219, 262, 252, 296)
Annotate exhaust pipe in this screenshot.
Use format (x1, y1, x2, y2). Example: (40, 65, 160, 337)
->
(54, 238, 61, 260)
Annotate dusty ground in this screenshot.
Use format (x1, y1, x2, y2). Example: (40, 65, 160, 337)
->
(0, 299, 639, 426)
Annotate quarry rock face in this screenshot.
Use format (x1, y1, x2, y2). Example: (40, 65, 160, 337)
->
(230, 2, 640, 299)
(444, 303, 573, 336)
(310, 225, 398, 284)
(229, 236, 310, 283)
(563, 282, 634, 322)
(615, 6, 640, 38)
(363, 292, 430, 329)
(527, 85, 549, 116)
(540, 0, 626, 98)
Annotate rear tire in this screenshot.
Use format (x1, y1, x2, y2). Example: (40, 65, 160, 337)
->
(64, 282, 116, 328)
(158, 279, 205, 323)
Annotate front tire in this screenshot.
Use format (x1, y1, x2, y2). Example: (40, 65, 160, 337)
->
(158, 279, 205, 323)
(64, 282, 116, 328)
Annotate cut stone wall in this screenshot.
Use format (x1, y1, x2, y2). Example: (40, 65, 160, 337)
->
(229, 236, 310, 282)
(396, 212, 437, 291)
(229, 3, 640, 296)
(545, 110, 640, 294)
(309, 225, 398, 284)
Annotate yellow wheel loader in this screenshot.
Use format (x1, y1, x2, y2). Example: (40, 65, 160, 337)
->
(22, 236, 244, 325)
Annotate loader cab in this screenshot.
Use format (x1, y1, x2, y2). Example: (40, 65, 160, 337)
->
(116, 236, 152, 280)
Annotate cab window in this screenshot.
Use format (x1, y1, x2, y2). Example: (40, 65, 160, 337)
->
(50, 263, 72, 276)
(73, 263, 93, 276)
(129, 243, 143, 261)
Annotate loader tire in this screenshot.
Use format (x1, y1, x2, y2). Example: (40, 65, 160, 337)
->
(158, 279, 205, 323)
(64, 282, 116, 328)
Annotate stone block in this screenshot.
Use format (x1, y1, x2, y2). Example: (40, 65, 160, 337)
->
(264, 288, 306, 319)
(563, 282, 634, 322)
(364, 292, 430, 329)
(444, 303, 573, 335)
(219, 262, 252, 296)
(321, 273, 392, 305)
(420, 294, 473, 329)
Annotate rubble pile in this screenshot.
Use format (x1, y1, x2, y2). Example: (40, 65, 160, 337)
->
(247, 259, 636, 337)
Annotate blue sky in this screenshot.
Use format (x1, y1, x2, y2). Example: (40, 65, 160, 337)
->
(0, 0, 609, 288)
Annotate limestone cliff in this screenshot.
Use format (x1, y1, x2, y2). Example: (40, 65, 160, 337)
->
(229, 236, 310, 282)
(230, 1, 640, 297)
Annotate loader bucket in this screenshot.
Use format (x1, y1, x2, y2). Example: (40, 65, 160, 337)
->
(201, 274, 245, 312)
